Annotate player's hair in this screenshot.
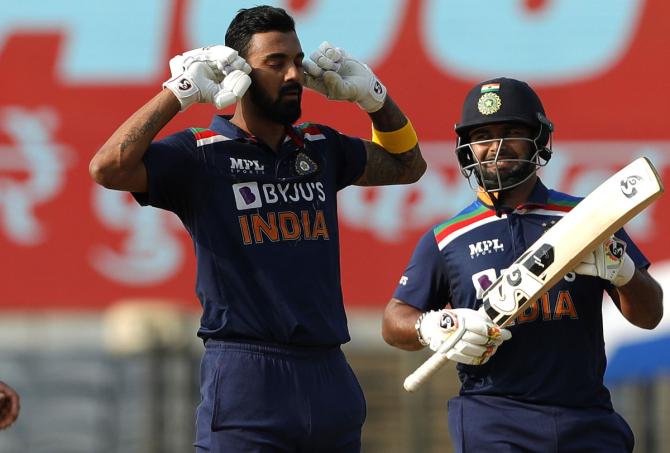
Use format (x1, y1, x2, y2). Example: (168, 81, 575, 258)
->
(225, 6, 296, 58)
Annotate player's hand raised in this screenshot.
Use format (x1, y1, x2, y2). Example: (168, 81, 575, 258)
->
(417, 308, 511, 365)
(574, 235, 635, 287)
(303, 42, 387, 112)
(163, 45, 252, 111)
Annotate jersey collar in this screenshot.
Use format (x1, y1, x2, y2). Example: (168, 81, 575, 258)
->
(476, 179, 550, 212)
(209, 115, 304, 150)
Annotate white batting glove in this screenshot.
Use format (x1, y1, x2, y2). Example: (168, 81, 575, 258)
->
(574, 235, 635, 287)
(417, 308, 511, 365)
(163, 45, 252, 111)
(303, 42, 387, 113)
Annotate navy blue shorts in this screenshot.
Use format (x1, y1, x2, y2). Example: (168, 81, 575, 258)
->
(194, 340, 366, 452)
(447, 395, 634, 452)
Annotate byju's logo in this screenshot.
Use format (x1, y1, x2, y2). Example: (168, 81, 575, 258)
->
(233, 182, 262, 210)
(468, 239, 504, 258)
(471, 268, 497, 299)
(230, 157, 265, 175)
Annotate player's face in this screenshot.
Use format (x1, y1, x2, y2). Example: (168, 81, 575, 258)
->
(244, 31, 304, 125)
(468, 122, 536, 189)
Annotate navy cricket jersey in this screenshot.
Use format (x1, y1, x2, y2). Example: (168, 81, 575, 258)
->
(393, 180, 649, 409)
(134, 115, 366, 346)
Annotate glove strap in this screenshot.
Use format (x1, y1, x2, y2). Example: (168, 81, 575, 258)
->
(371, 120, 419, 154)
(163, 74, 199, 111)
(415, 312, 430, 347)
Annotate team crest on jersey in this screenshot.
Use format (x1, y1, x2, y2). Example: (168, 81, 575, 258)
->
(468, 238, 504, 258)
(295, 152, 317, 176)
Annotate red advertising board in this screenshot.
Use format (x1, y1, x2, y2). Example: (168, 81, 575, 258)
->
(1, 0, 668, 309)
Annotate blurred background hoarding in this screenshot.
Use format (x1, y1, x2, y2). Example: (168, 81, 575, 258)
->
(1, 0, 669, 451)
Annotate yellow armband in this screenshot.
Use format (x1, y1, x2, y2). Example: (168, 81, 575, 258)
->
(371, 119, 418, 154)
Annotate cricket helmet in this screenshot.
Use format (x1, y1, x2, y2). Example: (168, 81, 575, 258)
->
(454, 77, 554, 193)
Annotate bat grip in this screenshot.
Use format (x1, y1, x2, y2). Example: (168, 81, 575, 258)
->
(403, 321, 466, 392)
(403, 349, 451, 392)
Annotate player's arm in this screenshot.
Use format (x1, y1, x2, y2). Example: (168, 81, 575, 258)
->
(608, 268, 663, 329)
(303, 42, 426, 185)
(89, 45, 251, 192)
(575, 235, 663, 329)
(357, 96, 426, 186)
(382, 298, 427, 351)
(89, 90, 180, 192)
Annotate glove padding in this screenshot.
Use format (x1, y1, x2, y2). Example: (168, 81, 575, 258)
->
(574, 235, 635, 287)
(303, 42, 387, 113)
(418, 308, 511, 365)
(163, 45, 251, 111)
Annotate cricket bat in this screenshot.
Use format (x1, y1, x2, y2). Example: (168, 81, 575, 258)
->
(404, 156, 664, 392)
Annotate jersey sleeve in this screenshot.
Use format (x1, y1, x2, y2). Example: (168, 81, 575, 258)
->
(605, 227, 651, 302)
(392, 228, 450, 312)
(614, 227, 650, 269)
(132, 129, 199, 215)
(316, 125, 367, 190)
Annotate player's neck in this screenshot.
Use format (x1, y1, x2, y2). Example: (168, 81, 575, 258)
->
(479, 175, 538, 210)
(230, 105, 286, 152)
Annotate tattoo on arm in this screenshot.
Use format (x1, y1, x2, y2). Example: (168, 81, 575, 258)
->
(368, 96, 407, 132)
(119, 108, 163, 153)
(356, 143, 425, 186)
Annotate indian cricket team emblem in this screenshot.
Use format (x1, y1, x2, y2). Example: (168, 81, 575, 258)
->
(295, 152, 317, 176)
(478, 92, 502, 115)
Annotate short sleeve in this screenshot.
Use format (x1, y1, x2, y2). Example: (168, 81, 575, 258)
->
(316, 125, 366, 190)
(392, 229, 450, 312)
(614, 227, 650, 270)
(132, 129, 199, 215)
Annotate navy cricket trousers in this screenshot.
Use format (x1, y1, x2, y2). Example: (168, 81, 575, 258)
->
(194, 340, 366, 453)
(448, 395, 634, 452)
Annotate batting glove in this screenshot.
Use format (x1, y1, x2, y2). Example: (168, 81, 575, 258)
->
(417, 308, 511, 365)
(163, 45, 251, 111)
(574, 235, 635, 287)
(303, 42, 387, 113)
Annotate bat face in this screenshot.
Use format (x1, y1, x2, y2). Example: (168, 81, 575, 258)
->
(481, 156, 663, 328)
(483, 243, 555, 325)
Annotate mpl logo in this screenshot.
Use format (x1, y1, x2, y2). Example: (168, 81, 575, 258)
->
(468, 239, 504, 258)
(230, 157, 265, 175)
(233, 182, 262, 210)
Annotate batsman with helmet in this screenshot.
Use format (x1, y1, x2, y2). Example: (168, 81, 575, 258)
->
(89, 5, 425, 452)
(382, 77, 663, 452)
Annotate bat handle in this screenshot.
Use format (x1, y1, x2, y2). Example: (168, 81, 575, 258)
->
(403, 350, 451, 392)
(403, 322, 465, 392)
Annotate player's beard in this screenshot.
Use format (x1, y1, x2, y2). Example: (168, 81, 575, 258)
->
(478, 146, 536, 191)
(248, 76, 302, 125)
